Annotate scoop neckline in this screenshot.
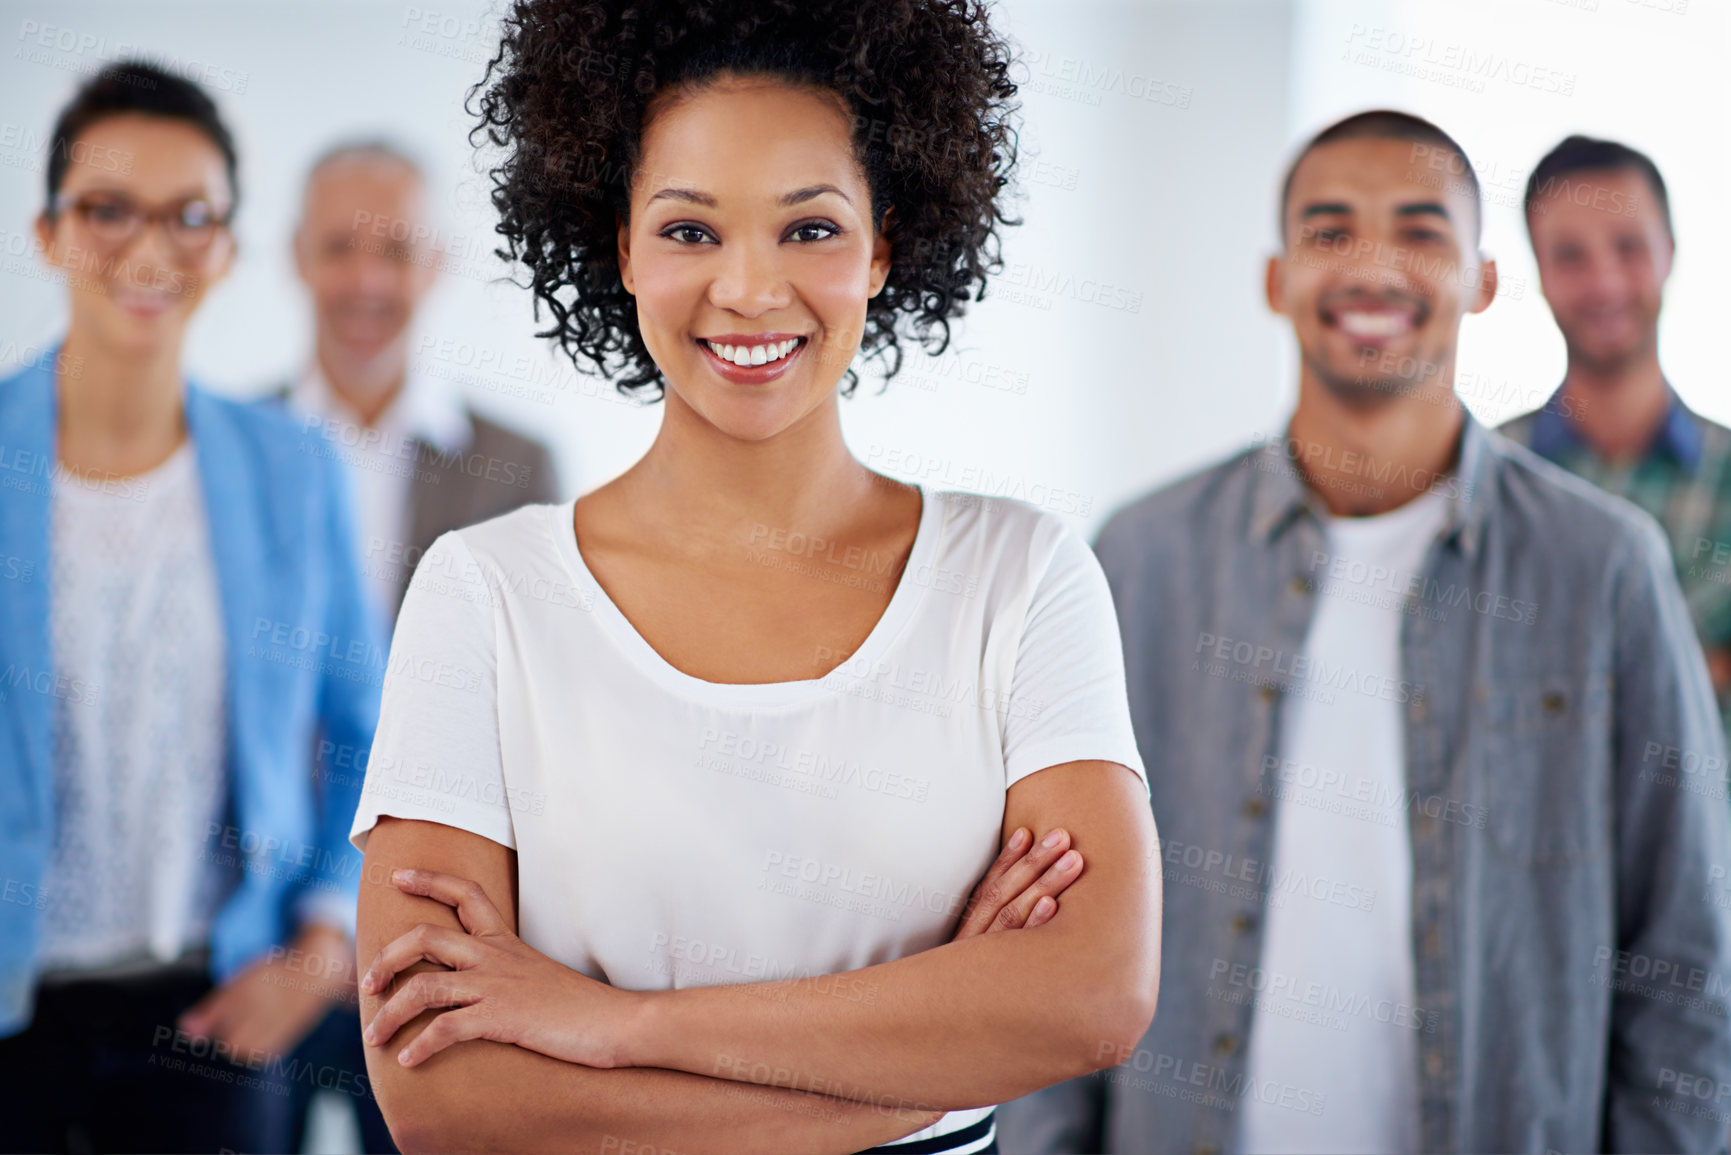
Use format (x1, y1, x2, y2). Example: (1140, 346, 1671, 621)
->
(53, 436, 195, 504)
(547, 483, 943, 707)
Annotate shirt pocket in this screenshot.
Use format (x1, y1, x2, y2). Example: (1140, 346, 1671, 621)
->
(1477, 670, 1614, 866)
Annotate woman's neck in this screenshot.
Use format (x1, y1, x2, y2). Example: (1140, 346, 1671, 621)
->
(55, 325, 188, 478)
(622, 393, 889, 540)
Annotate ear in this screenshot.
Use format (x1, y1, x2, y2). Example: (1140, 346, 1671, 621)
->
(1263, 254, 1284, 316)
(291, 224, 311, 284)
(617, 214, 635, 296)
(411, 237, 440, 296)
(204, 232, 238, 289)
(1467, 254, 1498, 316)
(32, 211, 54, 264)
(867, 207, 893, 298)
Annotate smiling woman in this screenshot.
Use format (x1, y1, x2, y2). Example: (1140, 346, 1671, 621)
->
(346, 3, 1162, 1153)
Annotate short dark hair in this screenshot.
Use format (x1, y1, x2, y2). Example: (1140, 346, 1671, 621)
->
(1524, 134, 1671, 241)
(1278, 109, 1480, 245)
(44, 59, 239, 218)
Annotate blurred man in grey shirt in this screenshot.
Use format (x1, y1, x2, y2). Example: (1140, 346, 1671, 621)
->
(1000, 110, 1731, 1154)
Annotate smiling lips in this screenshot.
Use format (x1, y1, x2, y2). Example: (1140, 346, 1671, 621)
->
(1322, 296, 1425, 344)
(702, 336, 803, 367)
(112, 287, 176, 318)
(696, 333, 808, 383)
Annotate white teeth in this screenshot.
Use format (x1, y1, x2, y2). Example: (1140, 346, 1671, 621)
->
(704, 338, 801, 367)
(1337, 311, 1411, 338)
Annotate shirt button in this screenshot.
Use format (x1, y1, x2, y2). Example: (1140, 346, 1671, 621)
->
(1196, 1145, 1220, 1155)
(1288, 575, 1314, 595)
(1231, 912, 1257, 935)
(1424, 926, 1441, 956)
(1242, 795, 1268, 819)
(1425, 1050, 1444, 1078)
(1259, 684, 1278, 704)
(1411, 697, 1428, 723)
(1214, 1033, 1239, 1056)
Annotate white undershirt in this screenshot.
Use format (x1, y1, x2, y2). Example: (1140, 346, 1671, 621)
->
(287, 366, 472, 620)
(350, 490, 1147, 1146)
(1238, 488, 1449, 1155)
(39, 439, 232, 974)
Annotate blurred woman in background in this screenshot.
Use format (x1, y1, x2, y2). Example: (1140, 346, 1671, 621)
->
(0, 61, 381, 1153)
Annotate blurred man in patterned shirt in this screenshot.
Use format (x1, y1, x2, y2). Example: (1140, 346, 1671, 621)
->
(1500, 136, 1731, 743)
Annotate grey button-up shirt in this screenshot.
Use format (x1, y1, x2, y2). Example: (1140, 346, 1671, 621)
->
(1001, 414, 1731, 1154)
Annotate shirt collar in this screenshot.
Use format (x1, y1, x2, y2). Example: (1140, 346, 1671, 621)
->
(1529, 383, 1702, 474)
(290, 361, 472, 455)
(1247, 407, 1497, 562)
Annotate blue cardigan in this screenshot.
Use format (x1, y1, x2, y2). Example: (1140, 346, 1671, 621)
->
(0, 348, 382, 1036)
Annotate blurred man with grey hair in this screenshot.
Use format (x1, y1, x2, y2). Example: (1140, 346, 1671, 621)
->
(282, 140, 560, 621)
(278, 140, 560, 1153)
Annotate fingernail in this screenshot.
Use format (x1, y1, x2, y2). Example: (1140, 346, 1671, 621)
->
(1057, 850, 1081, 870)
(1034, 896, 1055, 915)
(1008, 828, 1029, 851)
(1042, 829, 1064, 849)
(391, 869, 409, 884)
(364, 1024, 375, 1044)
(360, 970, 374, 993)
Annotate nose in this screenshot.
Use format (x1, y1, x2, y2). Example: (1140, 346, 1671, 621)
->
(707, 235, 793, 317)
(1575, 247, 1628, 305)
(115, 215, 185, 292)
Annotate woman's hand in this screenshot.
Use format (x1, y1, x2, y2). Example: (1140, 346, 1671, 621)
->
(178, 921, 355, 1063)
(950, 826, 1083, 941)
(360, 868, 641, 1069)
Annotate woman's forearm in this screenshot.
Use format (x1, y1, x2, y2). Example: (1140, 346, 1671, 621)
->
(625, 764, 1161, 1112)
(627, 914, 1151, 1113)
(370, 1019, 943, 1155)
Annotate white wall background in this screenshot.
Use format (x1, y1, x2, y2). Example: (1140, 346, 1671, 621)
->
(0, 0, 1722, 538)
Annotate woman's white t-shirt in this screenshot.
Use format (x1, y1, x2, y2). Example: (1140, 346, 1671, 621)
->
(349, 487, 1148, 1141)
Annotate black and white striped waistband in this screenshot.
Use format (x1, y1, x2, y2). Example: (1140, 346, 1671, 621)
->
(857, 1109, 997, 1155)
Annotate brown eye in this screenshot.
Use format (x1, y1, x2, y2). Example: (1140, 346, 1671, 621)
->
(86, 197, 134, 225)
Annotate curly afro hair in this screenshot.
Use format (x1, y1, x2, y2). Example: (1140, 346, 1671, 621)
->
(467, 0, 1021, 399)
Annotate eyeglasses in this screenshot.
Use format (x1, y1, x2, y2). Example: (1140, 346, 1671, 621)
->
(49, 190, 233, 255)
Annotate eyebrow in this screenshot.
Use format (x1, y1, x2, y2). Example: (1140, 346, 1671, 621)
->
(645, 184, 851, 208)
(1297, 200, 1453, 225)
(1395, 201, 1452, 224)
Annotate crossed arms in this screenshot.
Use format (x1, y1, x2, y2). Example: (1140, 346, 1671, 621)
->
(355, 759, 1161, 1154)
